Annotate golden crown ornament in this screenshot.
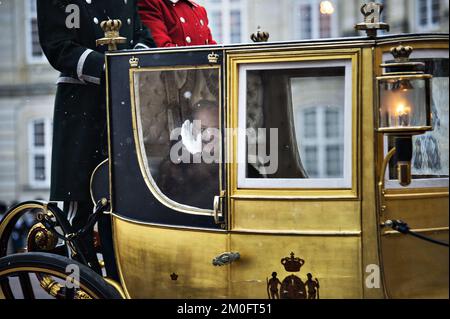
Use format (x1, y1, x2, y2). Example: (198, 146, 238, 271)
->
(96, 19, 127, 51)
(251, 26, 270, 43)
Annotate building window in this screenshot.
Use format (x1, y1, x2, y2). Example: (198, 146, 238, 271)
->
(300, 106, 344, 178)
(295, 0, 338, 39)
(25, 0, 46, 63)
(417, 0, 441, 31)
(377, 0, 389, 34)
(299, 3, 313, 39)
(319, 10, 332, 38)
(230, 9, 242, 43)
(28, 119, 52, 188)
(379, 0, 388, 21)
(203, 0, 247, 44)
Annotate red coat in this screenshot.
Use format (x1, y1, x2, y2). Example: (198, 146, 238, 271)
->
(138, 0, 217, 47)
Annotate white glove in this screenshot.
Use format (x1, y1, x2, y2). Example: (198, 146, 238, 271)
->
(181, 120, 202, 155)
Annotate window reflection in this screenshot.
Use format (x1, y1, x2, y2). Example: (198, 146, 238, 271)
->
(134, 68, 220, 210)
(388, 58, 449, 180)
(245, 67, 346, 180)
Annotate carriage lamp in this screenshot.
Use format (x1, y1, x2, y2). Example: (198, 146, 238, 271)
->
(377, 45, 433, 186)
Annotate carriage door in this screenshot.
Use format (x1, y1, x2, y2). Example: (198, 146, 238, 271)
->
(109, 49, 230, 298)
(130, 60, 226, 224)
(226, 50, 361, 299)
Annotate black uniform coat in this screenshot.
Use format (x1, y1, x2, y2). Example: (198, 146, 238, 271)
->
(37, 0, 156, 201)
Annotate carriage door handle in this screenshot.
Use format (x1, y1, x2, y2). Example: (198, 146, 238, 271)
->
(213, 191, 226, 225)
(212, 252, 240, 266)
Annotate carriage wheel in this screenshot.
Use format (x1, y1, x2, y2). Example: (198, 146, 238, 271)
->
(0, 252, 122, 299)
(0, 201, 73, 258)
(0, 201, 94, 298)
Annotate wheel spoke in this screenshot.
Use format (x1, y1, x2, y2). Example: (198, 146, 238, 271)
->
(65, 287, 75, 299)
(0, 277, 14, 299)
(0, 252, 121, 299)
(18, 272, 35, 299)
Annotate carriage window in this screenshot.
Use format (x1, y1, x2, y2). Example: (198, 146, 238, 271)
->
(385, 54, 449, 188)
(238, 60, 353, 189)
(133, 67, 220, 210)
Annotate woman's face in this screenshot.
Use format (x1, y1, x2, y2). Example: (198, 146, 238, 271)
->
(192, 104, 219, 143)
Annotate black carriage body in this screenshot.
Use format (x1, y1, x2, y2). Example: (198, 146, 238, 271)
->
(106, 47, 225, 229)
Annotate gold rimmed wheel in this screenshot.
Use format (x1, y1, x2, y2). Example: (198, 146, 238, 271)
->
(0, 253, 122, 299)
(0, 202, 122, 299)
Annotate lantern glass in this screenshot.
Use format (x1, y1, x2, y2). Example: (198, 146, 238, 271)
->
(378, 76, 432, 133)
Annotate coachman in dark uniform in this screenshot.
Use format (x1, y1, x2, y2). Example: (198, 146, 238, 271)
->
(37, 0, 155, 275)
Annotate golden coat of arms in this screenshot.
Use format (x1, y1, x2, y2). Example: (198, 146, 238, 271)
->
(267, 252, 320, 299)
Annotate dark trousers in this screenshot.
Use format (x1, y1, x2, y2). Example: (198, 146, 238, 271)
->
(63, 201, 119, 280)
(63, 201, 101, 274)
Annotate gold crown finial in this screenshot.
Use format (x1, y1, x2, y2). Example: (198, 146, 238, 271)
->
(251, 26, 270, 43)
(380, 44, 425, 74)
(96, 19, 127, 51)
(101, 19, 122, 33)
(390, 45, 413, 63)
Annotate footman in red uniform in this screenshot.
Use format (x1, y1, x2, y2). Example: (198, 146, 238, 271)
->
(138, 0, 217, 47)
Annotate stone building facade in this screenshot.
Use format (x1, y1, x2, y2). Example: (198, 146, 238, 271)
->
(0, 0, 448, 206)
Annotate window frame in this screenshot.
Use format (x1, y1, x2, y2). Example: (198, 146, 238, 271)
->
(201, 0, 248, 44)
(383, 48, 449, 190)
(28, 118, 52, 188)
(236, 59, 354, 190)
(298, 105, 345, 179)
(415, 0, 441, 32)
(130, 65, 223, 217)
(25, 0, 47, 64)
(293, 0, 339, 40)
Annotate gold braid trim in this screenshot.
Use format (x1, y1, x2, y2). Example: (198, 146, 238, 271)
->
(39, 275, 92, 299)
